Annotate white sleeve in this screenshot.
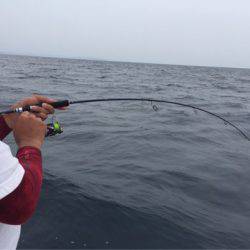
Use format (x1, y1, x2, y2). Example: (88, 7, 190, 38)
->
(0, 141, 25, 200)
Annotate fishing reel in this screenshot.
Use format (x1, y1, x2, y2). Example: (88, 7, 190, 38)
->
(46, 120, 63, 137)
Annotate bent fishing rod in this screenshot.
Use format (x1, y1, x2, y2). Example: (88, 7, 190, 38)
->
(0, 98, 249, 140)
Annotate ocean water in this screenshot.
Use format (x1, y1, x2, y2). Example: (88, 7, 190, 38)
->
(1, 54, 250, 249)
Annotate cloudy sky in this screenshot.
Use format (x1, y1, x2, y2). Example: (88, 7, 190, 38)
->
(0, 0, 250, 68)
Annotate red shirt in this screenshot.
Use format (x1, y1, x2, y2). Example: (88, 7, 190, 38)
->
(0, 115, 43, 225)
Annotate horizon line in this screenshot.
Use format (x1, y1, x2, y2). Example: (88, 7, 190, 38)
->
(0, 51, 250, 71)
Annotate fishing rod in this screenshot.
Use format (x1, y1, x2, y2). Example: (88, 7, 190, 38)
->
(0, 98, 249, 140)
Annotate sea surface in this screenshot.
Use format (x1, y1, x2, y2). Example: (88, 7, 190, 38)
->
(1, 54, 250, 249)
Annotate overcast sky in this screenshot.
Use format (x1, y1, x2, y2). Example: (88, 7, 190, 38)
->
(0, 0, 250, 68)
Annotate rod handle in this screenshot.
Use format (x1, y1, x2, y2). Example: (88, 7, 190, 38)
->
(35, 100, 70, 109)
(47, 100, 70, 109)
(22, 100, 70, 112)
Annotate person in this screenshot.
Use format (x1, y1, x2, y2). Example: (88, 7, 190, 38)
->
(0, 95, 56, 249)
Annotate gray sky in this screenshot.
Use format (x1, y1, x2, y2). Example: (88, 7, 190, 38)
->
(0, 0, 250, 68)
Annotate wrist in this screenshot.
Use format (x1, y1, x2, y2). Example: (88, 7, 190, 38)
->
(18, 140, 42, 150)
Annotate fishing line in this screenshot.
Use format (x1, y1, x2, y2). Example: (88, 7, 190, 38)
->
(0, 98, 249, 140)
(72, 98, 249, 140)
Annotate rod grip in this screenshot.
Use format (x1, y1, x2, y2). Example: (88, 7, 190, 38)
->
(36, 100, 70, 108)
(22, 100, 70, 113)
(50, 100, 70, 108)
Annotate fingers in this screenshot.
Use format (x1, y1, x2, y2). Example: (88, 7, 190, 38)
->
(13, 95, 55, 109)
(42, 103, 55, 114)
(58, 107, 67, 110)
(13, 97, 34, 109)
(32, 94, 55, 104)
(20, 111, 37, 121)
(22, 111, 35, 117)
(36, 113, 48, 121)
(13, 95, 65, 121)
(30, 103, 54, 121)
(31, 103, 55, 114)
(21, 111, 43, 122)
(32, 95, 68, 110)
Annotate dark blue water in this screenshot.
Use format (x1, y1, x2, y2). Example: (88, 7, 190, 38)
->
(1, 54, 250, 249)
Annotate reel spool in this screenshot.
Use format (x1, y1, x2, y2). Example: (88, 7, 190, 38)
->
(46, 121, 63, 137)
